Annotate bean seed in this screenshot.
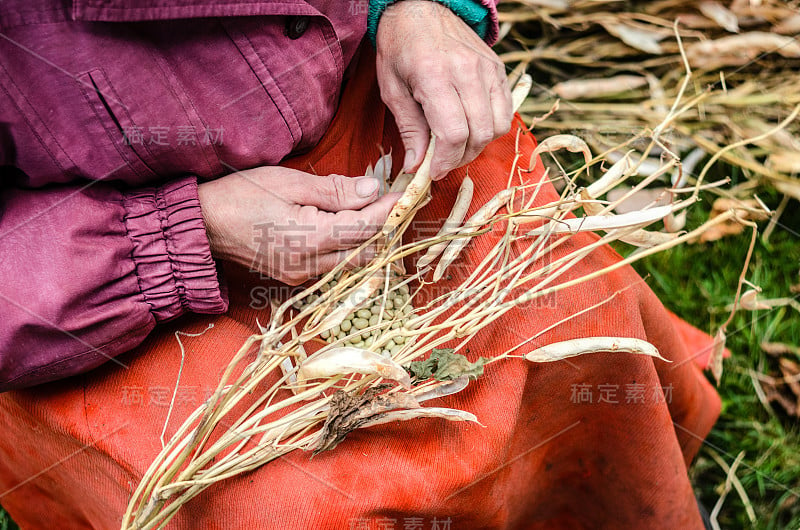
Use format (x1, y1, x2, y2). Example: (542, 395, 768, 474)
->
(353, 318, 369, 330)
(320, 283, 330, 293)
(355, 340, 365, 349)
(357, 309, 372, 320)
(399, 284, 410, 295)
(370, 305, 381, 315)
(391, 321, 402, 329)
(331, 325, 341, 336)
(320, 330, 330, 340)
(365, 336, 374, 347)
(368, 314, 379, 327)
(337, 331, 346, 341)
(394, 336, 405, 345)
(390, 344, 403, 356)
(361, 331, 371, 340)
(340, 320, 352, 332)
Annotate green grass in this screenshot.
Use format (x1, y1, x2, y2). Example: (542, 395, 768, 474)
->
(0, 507, 17, 530)
(624, 189, 800, 529)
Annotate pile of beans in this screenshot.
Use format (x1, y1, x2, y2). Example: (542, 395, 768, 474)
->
(294, 272, 414, 357)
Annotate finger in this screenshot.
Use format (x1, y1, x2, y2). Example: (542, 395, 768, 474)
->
(309, 193, 400, 253)
(453, 66, 495, 169)
(312, 244, 378, 277)
(379, 74, 430, 173)
(490, 66, 513, 139)
(271, 241, 378, 286)
(418, 85, 469, 180)
(287, 173, 381, 212)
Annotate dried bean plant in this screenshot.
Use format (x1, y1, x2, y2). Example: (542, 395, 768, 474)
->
(496, 0, 800, 203)
(122, 43, 759, 530)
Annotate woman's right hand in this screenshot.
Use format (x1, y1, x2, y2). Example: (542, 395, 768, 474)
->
(198, 166, 399, 285)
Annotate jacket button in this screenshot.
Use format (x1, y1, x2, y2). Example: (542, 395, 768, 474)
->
(285, 16, 310, 39)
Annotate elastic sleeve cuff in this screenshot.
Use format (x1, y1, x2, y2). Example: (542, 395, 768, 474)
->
(122, 177, 228, 321)
(368, 0, 498, 46)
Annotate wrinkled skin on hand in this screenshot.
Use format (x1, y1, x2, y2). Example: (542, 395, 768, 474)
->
(376, 0, 513, 179)
(199, 167, 399, 285)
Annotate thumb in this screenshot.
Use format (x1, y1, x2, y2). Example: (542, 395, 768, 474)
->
(299, 174, 381, 212)
(381, 77, 430, 173)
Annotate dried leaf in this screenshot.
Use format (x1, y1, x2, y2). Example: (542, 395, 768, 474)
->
(313, 385, 420, 454)
(406, 348, 489, 382)
(699, 222, 746, 242)
(698, 198, 768, 243)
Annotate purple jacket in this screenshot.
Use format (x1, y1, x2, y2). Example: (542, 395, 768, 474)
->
(0, 0, 499, 391)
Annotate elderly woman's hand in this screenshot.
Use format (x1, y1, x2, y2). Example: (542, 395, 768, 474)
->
(198, 167, 399, 285)
(376, 0, 513, 180)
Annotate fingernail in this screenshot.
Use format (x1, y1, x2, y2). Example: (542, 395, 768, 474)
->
(356, 177, 379, 197)
(403, 149, 416, 172)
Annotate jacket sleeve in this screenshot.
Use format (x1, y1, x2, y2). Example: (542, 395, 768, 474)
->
(0, 175, 228, 391)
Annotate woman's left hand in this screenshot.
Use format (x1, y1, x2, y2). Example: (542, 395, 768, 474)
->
(375, 0, 513, 180)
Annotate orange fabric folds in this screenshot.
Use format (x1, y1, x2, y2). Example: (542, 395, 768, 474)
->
(0, 51, 720, 529)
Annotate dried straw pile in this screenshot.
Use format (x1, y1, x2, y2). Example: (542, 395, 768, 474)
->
(496, 0, 800, 203)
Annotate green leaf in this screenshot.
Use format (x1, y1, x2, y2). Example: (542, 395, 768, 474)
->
(406, 348, 488, 382)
